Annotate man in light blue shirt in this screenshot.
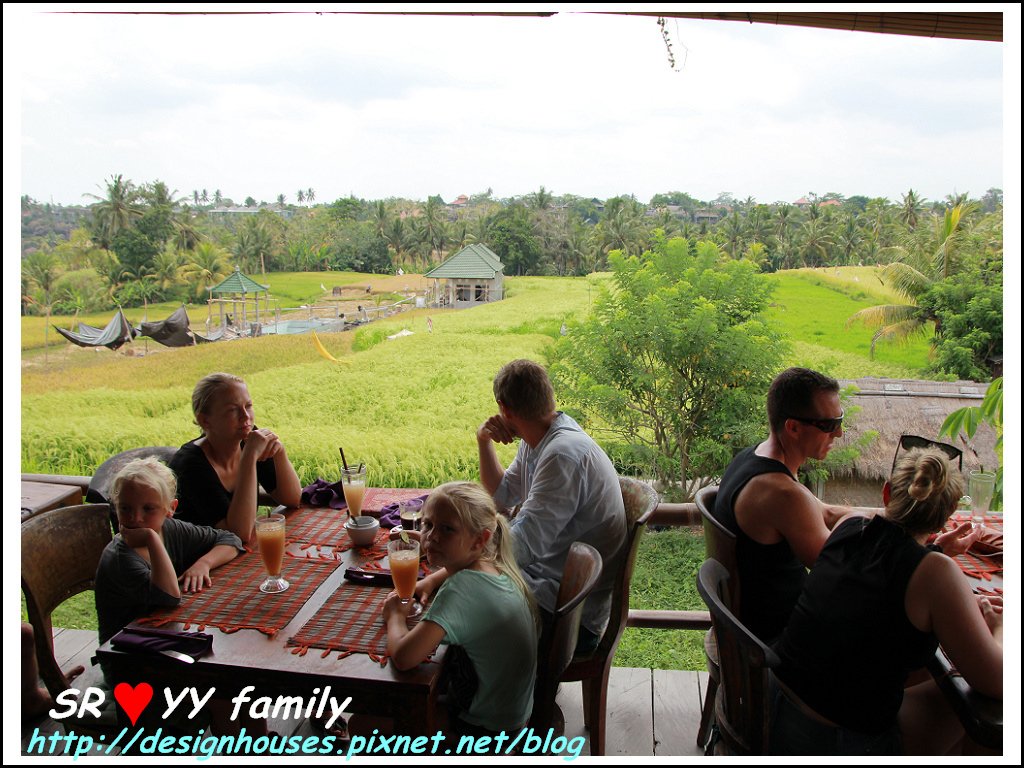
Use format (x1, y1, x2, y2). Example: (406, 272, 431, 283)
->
(476, 359, 626, 649)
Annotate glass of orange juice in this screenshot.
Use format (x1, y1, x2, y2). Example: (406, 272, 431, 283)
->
(256, 513, 289, 593)
(387, 538, 422, 617)
(341, 464, 367, 519)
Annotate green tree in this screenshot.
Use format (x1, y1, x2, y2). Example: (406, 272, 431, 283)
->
(848, 203, 978, 356)
(181, 242, 230, 299)
(489, 206, 541, 276)
(85, 174, 142, 249)
(899, 189, 925, 230)
(234, 216, 274, 275)
(22, 249, 60, 358)
(549, 236, 785, 499)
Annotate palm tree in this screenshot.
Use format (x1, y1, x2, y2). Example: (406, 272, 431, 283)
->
(22, 250, 60, 362)
(306, 188, 316, 204)
(372, 201, 389, 238)
(182, 242, 230, 299)
(276, 193, 287, 208)
(151, 246, 185, 291)
(201, 189, 210, 205)
(235, 216, 274, 276)
(848, 203, 977, 355)
(384, 217, 412, 267)
(796, 217, 834, 268)
(297, 189, 306, 204)
(899, 189, 924, 230)
(84, 174, 142, 249)
(214, 190, 223, 206)
(835, 214, 862, 266)
(531, 185, 553, 211)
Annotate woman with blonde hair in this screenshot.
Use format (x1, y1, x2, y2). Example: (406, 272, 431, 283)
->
(169, 372, 301, 544)
(383, 481, 538, 738)
(770, 447, 1002, 755)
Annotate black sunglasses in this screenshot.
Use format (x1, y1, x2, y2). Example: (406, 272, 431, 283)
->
(787, 411, 844, 433)
(890, 434, 963, 476)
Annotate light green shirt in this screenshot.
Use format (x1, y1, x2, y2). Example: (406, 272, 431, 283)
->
(424, 569, 538, 732)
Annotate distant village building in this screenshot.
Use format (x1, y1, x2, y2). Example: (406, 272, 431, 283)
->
(821, 377, 998, 507)
(693, 208, 722, 225)
(424, 244, 505, 309)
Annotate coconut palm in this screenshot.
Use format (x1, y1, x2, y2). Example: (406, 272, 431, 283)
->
(848, 203, 977, 356)
(182, 242, 230, 299)
(151, 246, 185, 291)
(235, 217, 273, 276)
(306, 188, 316, 204)
(796, 217, 834, 268)
(22, 250, 60, 361)
(84, 174, 142, 249)
(899, 189, 925, 230)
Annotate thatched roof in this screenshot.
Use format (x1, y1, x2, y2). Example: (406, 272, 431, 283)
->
(835, 377, 999, 482)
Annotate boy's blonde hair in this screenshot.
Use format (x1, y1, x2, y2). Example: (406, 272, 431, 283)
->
(191, 372, 246, 435)
(110, 457, 177, 509)
(425, 481, 538, 623)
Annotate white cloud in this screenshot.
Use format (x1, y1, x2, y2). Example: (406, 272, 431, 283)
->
(8, 6, 1013, 206)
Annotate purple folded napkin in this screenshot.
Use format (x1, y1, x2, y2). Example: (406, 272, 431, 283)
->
(379, 495, 430, 529)
(301, 478, 347, 510)
(110, 626, 213, 660)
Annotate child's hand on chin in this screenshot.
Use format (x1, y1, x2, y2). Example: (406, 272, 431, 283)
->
(120, 527, 156, 547)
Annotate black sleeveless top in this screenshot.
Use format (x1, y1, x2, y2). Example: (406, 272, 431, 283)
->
(774, 516, 937, 734)
(713, 446, 806, 642)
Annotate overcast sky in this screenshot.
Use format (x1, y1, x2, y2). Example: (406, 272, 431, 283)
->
(7, 5, 1019, 208)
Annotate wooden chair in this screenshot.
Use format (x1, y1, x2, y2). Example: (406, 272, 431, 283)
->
(695, 485, 738, 749)
(21, 503, 113, 699)
(696, 558, 779, 756)
(86, 446, 178, 530)
(531, 541, 603, 733)
(559, 476, 658, 756)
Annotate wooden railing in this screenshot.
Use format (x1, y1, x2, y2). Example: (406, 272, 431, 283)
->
(627, 501, 712, 631)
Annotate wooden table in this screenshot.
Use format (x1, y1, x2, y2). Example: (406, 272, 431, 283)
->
(20, 481, 82, 521)
(929, 512, 1003, 751)
(96, 491, 440, 738)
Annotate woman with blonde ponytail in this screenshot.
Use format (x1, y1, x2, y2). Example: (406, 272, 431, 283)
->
(383, 481, 538, 737)
(770, 448, 1003, 756)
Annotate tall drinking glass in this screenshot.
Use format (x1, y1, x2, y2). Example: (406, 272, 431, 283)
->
(256, 513, 289, 593)
(388, 539, 423, 618)
(968, 470, 996, 528)
(341, 465, 367, 519)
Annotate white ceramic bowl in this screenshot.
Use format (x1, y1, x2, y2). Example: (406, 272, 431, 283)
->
(344, 515, 380, 546)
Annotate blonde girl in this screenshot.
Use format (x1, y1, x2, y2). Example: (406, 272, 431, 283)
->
(383, 481, 538, 736)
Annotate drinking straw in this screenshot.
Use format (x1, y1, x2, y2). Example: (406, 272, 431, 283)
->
(340, 447, 349, 471)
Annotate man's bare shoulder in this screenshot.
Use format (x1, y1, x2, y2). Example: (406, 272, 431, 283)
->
(735, 471, 824, 543)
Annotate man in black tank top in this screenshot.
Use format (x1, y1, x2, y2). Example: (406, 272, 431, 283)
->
(712, 368, 854, 642)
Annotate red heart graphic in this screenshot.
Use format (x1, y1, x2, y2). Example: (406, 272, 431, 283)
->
(114, 682, 154, 726)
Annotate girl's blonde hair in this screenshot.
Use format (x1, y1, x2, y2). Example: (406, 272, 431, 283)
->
(886, 447, 964, 535)
(425, 481, 538, 623)
(191, 372, 246, 435)
(110, 457, 177, 509)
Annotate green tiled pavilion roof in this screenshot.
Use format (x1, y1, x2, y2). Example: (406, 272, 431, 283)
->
(423, 244, 504, 279)
(209, 268, 270, 295)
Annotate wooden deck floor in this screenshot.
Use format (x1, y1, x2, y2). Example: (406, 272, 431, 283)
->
(24, 629, 709, 758)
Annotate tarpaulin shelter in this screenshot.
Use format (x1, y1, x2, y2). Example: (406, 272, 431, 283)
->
(53, 309, 137, 350)
(137, 306, 212, 346)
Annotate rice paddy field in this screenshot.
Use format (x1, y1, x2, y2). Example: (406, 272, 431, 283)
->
(21, 267, 934, 670)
